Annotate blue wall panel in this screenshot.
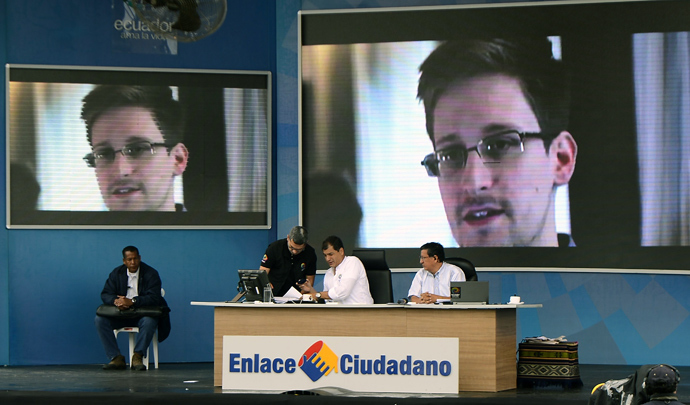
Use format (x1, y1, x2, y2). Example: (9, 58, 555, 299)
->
(275, 0, 301, 237)
(504, 272, 690, 365)
(6, 1, 274, 70)
(8, 230, 273, 364)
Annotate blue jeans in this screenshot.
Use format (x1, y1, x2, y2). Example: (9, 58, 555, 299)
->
(94, 315, 159, 360)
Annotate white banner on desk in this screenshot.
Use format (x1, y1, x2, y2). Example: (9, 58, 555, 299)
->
(222, 336, 458, 393)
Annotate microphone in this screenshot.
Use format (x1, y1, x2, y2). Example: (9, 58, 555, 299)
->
(397, 298, 409, 304)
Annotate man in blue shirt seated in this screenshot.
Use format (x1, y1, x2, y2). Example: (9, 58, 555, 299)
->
(408, 242, 465, 304)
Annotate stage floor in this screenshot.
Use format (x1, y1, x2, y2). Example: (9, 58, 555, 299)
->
(0, 363, 688, 405)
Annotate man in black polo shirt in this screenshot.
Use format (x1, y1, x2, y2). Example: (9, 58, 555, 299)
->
(260, 226, 317, 297)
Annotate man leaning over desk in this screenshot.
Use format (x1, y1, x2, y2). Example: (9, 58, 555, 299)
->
(408, 242, 465, 304)
(260, 226, 317, 297)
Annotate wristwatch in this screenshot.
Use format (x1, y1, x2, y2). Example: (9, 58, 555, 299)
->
(315, 292, 322, 300)
(132, 297, 137, 304)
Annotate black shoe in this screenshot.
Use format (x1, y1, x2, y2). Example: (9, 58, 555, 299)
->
(131, 352, 147, 371)
(103, 354, 126, 370)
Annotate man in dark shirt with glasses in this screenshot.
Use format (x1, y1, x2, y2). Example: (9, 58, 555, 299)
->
(81, 85, 189, 211)
(260, 226, 317, 297)
(418, 38, 578, 247)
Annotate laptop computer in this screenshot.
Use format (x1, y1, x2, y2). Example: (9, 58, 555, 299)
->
(450, 281, 489, 305)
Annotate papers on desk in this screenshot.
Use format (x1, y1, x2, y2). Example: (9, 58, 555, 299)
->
(273, 298, 293, 303)
(273, 286, 302, 303)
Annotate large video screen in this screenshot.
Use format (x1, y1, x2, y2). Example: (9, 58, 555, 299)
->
(299, 0, 690, 269)
(7, 65, 271, 228)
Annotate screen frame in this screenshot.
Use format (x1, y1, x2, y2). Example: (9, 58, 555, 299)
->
(6, 64, 272, 230)
(298, 0, 690, 271)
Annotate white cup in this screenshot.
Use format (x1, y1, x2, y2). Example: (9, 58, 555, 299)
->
(302, 294, 314, 302)
(509, 295, 521, 304)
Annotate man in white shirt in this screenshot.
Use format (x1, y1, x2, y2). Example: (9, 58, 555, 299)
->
(408, 242, 466, 304)
(299, 235, 374, 305)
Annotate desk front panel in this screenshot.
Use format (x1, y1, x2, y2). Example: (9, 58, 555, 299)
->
(406, 308, 516, 392)
(214, 306, 406, 386)
(212, 305, 516, 392)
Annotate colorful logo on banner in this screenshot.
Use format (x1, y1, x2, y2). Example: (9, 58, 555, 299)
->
(226, 338, 453, 381)
(298, 340, 338, 382)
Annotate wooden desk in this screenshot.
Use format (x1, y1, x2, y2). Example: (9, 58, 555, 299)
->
(190, 302, 540, 392)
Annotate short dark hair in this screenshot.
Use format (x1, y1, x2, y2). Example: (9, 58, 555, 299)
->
(417, 38, 571, 151)
(421, 242, 445, 262)
(122, 245, 139, 258)
(322, 235, 344, 252)
(81, 85, 186, 147)
(289, 226, 309, 245)
(645, 364, 680, 396)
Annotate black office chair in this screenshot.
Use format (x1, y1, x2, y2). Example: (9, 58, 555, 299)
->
(352, 249, 394, 304)
(444, 257, 478, 281)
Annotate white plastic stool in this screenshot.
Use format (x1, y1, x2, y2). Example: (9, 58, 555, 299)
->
(113, 327, 159, 369)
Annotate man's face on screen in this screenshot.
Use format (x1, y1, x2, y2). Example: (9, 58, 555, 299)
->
(431, 74, 575, 246)
(90, 106, 188, 211)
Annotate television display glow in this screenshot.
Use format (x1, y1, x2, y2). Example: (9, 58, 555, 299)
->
(299, 0, 690, 269)
(7, 65, 271, 228)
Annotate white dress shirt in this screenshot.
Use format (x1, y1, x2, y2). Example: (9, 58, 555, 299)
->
(408, 261, 466, 299)
(323, 256, 374, 304)
(126, 269, 139, 299)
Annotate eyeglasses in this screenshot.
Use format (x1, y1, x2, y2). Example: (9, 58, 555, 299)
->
(421, 130, 550, 177)
(83, 141, 169, 168)
(287, 241, 305, 254)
